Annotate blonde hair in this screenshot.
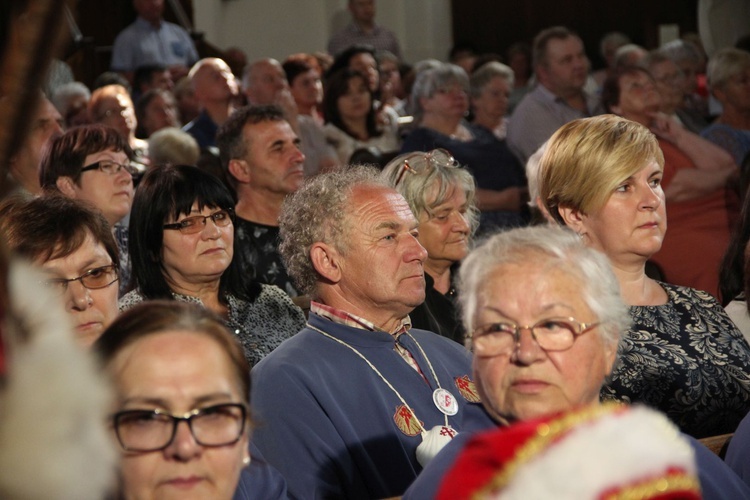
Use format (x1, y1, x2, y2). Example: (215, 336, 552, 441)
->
(539, 115, 663, 225)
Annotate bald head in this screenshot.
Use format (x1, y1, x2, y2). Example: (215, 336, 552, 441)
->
(242, 58, 289, 105)
(188, 58, 238, 105)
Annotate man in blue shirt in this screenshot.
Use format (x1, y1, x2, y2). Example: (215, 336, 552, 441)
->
(111, 0, 198, 83)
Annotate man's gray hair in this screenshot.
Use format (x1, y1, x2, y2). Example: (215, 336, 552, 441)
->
(409, 63, 469, 123)
(458, 225, 630, 349)
(279, 165, 387, 296)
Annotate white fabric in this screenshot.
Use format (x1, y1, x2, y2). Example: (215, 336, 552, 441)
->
(0, 261, 115, 499)
(497, 406, 696, 500)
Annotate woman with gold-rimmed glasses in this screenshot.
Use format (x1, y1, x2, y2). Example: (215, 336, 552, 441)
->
(459, 226, 628, 425)
(402, 225, 637, 499)
(95, 301, 254, 500)
(382, 148, 478, 343)
(119, 164, 305, 367)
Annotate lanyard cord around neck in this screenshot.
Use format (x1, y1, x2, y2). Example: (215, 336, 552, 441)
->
(306, 323, 449, 430)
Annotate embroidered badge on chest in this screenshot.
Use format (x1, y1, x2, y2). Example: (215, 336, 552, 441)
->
(393, 404, 423, 436)
(454, 375, 481, 403)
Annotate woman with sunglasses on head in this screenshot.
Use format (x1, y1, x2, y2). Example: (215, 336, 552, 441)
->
(39, 124, 138, 295)
(120, 164, 305, 367)
(95, 301, 288, 500)
(402, 63, 528, 233)
(381, 149, 478, 343)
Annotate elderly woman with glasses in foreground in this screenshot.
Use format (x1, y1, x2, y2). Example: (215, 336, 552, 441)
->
(94, 301, 288, 500)
(119, 164, 305, 367)
(404, 225, 750, 500)
(381, 148, 478, 343)
(540, 114, 750, 438)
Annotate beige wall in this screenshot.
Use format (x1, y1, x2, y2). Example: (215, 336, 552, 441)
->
(193, 0, 452, 64)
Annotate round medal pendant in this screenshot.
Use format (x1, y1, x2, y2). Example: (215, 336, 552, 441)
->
(432, 388, 458, 416)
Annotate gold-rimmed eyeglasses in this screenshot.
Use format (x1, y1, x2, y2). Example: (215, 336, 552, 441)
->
(468, 316, 600, 357)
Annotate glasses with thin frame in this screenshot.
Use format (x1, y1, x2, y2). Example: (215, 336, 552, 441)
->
(40, 264, 119, 295)
(113, 403, 248, 452)
(394, 148, 460, 186)
(80, 160, 139, 176)
(162, 209, 233, 234)
(468, 316, 600, 357)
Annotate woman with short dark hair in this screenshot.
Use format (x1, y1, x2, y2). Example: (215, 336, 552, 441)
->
(602, 65, 739, 298)
(120, 164, 305, 366)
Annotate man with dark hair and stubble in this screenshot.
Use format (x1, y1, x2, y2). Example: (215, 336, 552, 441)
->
(507, 26, 602, 163)
(216, 105, 305, 297)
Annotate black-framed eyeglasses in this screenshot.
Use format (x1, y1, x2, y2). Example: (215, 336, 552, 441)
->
(394, 148, 461, 186)
(40, 264, 119, 295)
(162, 209, 233, 234)
(468, 316, 600, 357)
(80, 160, 139, 176)
(113, 403, 248, 452)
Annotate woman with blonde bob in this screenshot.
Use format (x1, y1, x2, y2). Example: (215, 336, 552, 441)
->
(539, 114, 750, 438)
(381, 148, 479, 342)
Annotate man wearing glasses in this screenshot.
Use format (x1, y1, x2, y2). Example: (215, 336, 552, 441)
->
(39, 124, 138, 296)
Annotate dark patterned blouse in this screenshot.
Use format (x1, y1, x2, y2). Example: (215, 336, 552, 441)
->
(601, 282, 750, 438)
(119, 285, 305, 368)
(234, 217, 300, 298)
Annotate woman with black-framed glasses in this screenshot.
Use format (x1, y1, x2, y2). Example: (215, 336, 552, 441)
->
(95, 300, 287, 500)
(119, 164, 305, 367)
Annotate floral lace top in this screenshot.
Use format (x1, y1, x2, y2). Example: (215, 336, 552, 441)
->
(119, 284, 305, 367)
(601, 282, 750, 438)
